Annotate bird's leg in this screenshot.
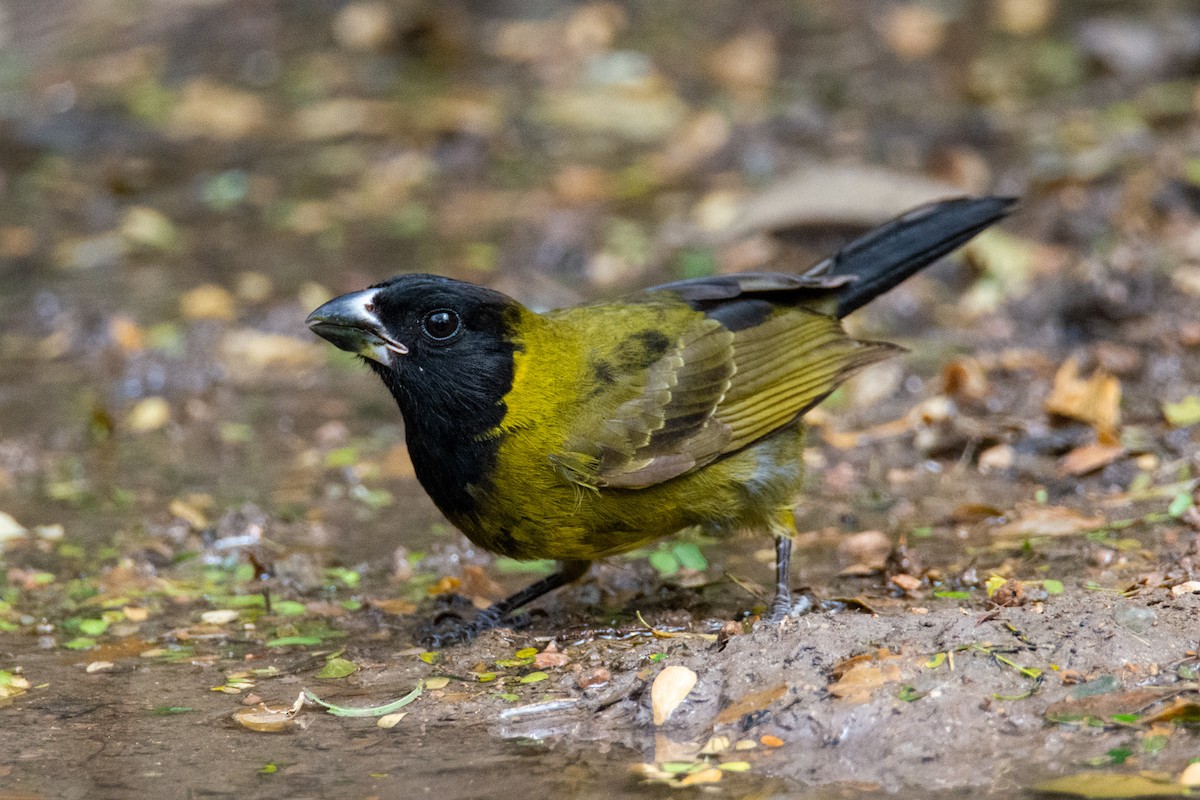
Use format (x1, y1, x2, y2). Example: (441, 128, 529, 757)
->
(425, 560, 590, 647)
(763, 510, 800, 624)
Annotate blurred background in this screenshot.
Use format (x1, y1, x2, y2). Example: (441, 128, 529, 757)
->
(2, 1, 1200, 797)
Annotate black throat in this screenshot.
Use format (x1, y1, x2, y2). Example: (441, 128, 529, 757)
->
(368, 343, 516, 524)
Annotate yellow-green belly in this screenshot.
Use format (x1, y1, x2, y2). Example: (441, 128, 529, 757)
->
(450, 423, 806, 561)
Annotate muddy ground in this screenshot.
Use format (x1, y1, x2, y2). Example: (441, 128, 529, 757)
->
(1, 1, 1200, 798)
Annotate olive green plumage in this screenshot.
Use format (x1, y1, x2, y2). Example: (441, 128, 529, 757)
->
(306, 195, 1016, 643)
(475, 297, 895, 561)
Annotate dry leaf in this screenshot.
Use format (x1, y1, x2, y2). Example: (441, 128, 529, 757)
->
(651, 665, 698, 725)
(1044, 358, 1121, 440)
(714, 683, 787, 726)
(376, 711, 407, 729)
(890, 573, 922, 593)
(1059, 443, 1125, 476)
(533, 644, 570, 669)
(233, 703, 298, 733)
(370, 597, 418, 615)
(678, 767, 723, 786)
(940, 357, 989, 401)
(991, 505, 1106, 538)
(829, 649, 904, 704)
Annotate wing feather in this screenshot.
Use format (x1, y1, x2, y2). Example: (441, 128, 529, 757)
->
(552, 302, 897, 490)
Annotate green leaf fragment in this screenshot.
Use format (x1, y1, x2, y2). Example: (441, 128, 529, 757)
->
(63, 637, 97, 650)
(492, 558, 556, 575)
(1071, 675, 1120, 699)
(78, 619, 108, 636)
(519, 671, 549, 684)
(648, 550, 680, 577)
(1042, 579, 1064, 595)
(1163, 396, 1200, 428)
(272, 600, 307, 617)
(671, 542, 708, 572)
(324, 447, 360, 469)
(1142, 734, 1168, 754)
(315, 657, 357, 679)
(661, 762, 698, 774)
(494, 658, 532, 668)
(1107, 747, 1134, 764)
(303, 683, 421, 717)
(1168, 491, 1194, 518)
(265, 636, 324, 648)
(150, 706, 195, 715)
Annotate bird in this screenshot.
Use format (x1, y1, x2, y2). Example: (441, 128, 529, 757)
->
(307, 195, 1016, 644)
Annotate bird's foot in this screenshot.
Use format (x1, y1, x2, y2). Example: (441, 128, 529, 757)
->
(420, 607, 532, 648)
(760, 590, 814, 626)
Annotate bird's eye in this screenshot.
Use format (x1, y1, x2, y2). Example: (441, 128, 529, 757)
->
(421, 309, 461, 341)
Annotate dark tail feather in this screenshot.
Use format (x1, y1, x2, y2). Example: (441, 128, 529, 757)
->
(819, 196, 1018, 318)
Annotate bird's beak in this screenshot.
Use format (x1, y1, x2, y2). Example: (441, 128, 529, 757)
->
(306, 289, 409, 365)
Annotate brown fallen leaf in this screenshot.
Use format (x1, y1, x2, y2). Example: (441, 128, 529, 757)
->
(940, 357, 989, 401)
(1044, 358, 1121, 441)
(713, 683, 788, 726)
(991, 505, 1106, 538)
(677, 767, 723, 786)
(533, 641, 570, 669)
(1059, 442, 1126, 477)
(370, 597, 418, 615)
(944, 503, 1006, 523)
(829, 649, 905, 704)
(1141, 696, 1200, 725)
(1045, 686, 1181, 725)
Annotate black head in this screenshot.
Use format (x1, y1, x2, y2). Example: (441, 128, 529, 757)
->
(306, 273, 522, 427)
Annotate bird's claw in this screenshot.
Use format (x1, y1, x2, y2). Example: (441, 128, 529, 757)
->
(420, 607, 532, 648)
(760, 591, 814, 626)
